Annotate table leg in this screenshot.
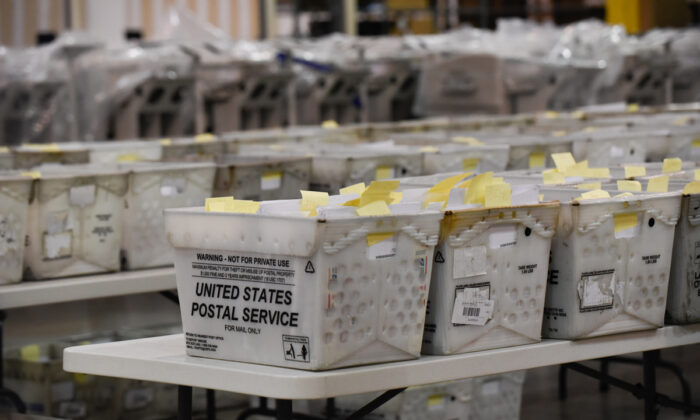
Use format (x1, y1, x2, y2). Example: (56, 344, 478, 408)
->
(276, 399, 293, 420)
(206, 389, 216, 420)
(643, 350, 659, 420)
(178, 385, 193, 420)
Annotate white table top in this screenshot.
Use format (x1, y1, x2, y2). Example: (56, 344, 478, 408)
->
(64, 324, 700, 400)
(0, 268, 176, 310)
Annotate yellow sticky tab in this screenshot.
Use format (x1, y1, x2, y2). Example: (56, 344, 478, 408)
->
(529, 152, 545, 168)
(24, 143, 61, 153)
(159, 138, 172, 146)
(617, 180, 642, 192)
(419, 146, 439, 153)
(263, 171, 282, 183)
(462, 158, 479, 171)
(675, 117, 690, 126)
(582, 167, 611, 178)
(683, 181, 700, 194)
(552, 153, 576, 172)
(73, 373, 90, 384)
(572, 110, 586, 120)
(452, 136, 483, 146)
(322, 120, 339, 129)
(692, 138, 700, 148)
(484, 182, 512, 208)
(583, 126, 597, 132)
(614, 192, 634, 198)
(464, 172, 493, 205)
(457, 179, 472, 189)
(300, 191, 329, 216)
(117, 153, 141, 162)
(539, 194, 544, 201)
(627, 103, 639, 112)
(340, 182, 366, 196)
(375, 165, 393, 180)
(0, 146, 9, 153)
(543, 169, 565, 185)
(614, 212, 638, 232)
(647, 176, 669, 193)
(695, 169, 700, 181)
(20, 345, 40, 362)
(21, 171, 41, 179)
(390, 191, 402, 204)
(231, 200, 260, 214)
(564, 160, 589, 177)
(356, 200, 391, 216)
(552, 130, 567, 137)
(544, 111, 559, 119)
(625, 166, 646, 178)
(366, 232, 394, 247)
(427, 395, 445, 408)
(205, 196, 235, 212)
(577, 182, 601, 190)
(662, 158, 682, 173)
(343, 198, 360, 207)
(577, 189, 611, 200)
(429, 173, 471, 194)
(195, 133, 215, 143)
(360, 180, 400, 206)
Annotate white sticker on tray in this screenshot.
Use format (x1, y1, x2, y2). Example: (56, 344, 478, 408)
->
(481, 379, 501, 396)
(453, 246, 487, 278)
(367, 233, 397, 260)
(124, 387, 154, 410)
(610, 145, 626, 158)
(69, 184, 96, 206)
(579, 269, 615, 312)
(451, 287, 494, 326)
(161, 177, 186, 196)
(488, 224, 517, 249)
(261, 171, 282, 191)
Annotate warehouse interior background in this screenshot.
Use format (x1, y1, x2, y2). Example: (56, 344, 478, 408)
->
(0, 1, 700, 420)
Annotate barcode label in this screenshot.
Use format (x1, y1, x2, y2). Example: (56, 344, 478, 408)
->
(464, 307, 480, 317)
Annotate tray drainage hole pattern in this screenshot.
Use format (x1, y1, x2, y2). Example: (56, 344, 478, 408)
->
(641, 287, 648, 297)
(402, 325, 410, 336)
(633, 301, 641, 311)
(652, 286, 660, 297)
(344, 277, 354, 288)
(508, 313, 517, 324)
(529, 298, 538, 309)
(340, 331, 349, 343)
(390, 274, 401, 285)
(510, 288, 518, 301)
(329, 278, 339, 291)
(324, 332, 333, 344)
(645, 299, 653, 309)
(398, 286, 407, 296)
(356, 302, 367, 315)
(351, 290, 360, 301)
(523, 286, 531, 298)
(656, 297, 665, 307)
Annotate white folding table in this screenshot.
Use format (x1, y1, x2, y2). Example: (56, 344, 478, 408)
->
(63, 324, 700, 420)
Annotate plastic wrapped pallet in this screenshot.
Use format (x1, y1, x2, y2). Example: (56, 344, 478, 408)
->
(305, 371, 525, 420)
(213, 156, 311, 200)
(423, 199, 558, 354)
(121, 162, 216, 270)
(24, 166, 128, 280)
(0, 173, 33, 284)
(541, 187, 681, 339)
(165, 196, 443, 370)
(13, 144, 90, 170)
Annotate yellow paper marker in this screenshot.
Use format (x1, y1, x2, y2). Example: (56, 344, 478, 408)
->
(159, 138, 172, 146)
(462, 158, 479, 171)
(627, 103, 640, 112)
(21, 171, 41, 179)
(647, 176, 669, 193)
(624, 166, 646, 178)
(375, 165, 393, 180)
(543, 169, 565, 185)
(195, 133, 215, 143)
(692, 138, 700, 149)
(529, 152, 545, 168)
(582, 167, 611, 178)
(0, 146, 9, 153)
(544, 111, 559, 119)
(419, 146, 439, 153)
(552, 152, 576, 172)
(322, 120, 339, 129)
(682, 181, 700, 194)
(23, 143, 61, 152)
(464, 172, 494, 205)
(617, 180, 642, 192)
(552, 130, 567, 137)
(484, 182, 511, 208)
(20, 344, 40, 362)
(389, 191, 403, 204)
(205, 196, 235, 212)
(577, 182, 601, 190)
(695, 169, 700, 181)
(564, 160, 589, 177)
(452, 136, 483, 146)
(614, 192, 634, 198)
(300, 191, 329, 216)
(231, 200, 260, 214)
(356, 200, 391, 216)
(576, 189, 611, 200)
(614, 212, 638, 233)
(662, 158, 682, 173)
(572, 110, 586, 120)
(117, 154, 141, 162)
(342, 198, 360, 207)
(340, 182, 366, 196)
(360, 180, 400, 206)
(366, 232, 394, 246)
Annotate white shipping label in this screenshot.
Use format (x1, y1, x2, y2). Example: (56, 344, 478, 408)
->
(261, 171, 283, 191)
(481, 380, 501, 396)
(453, 246, 487, 278)
(367, 235, 397, 260)
(610, 145, 626, 158)
(451, 288, 494, 326)
(488, 224, 517, 249)
(124, 387, 154, 410)
(161, 177, 186, 196)
(44, 231, 72, 259)
(51, 381, 75, 402)
(58, 401, 87, 418)
(69, 184, 96, 206)
(579, 269, 615, 311)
